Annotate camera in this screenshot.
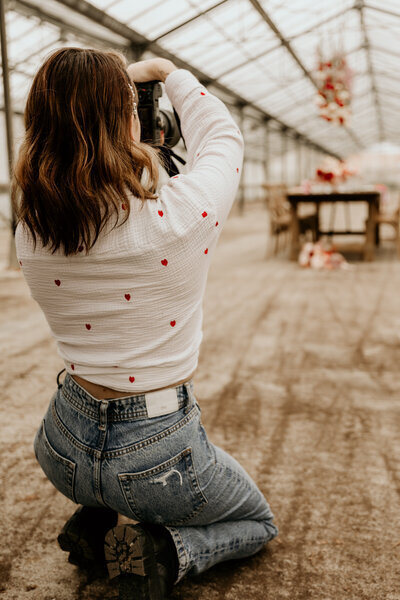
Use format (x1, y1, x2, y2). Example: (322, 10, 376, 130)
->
(135, 81, 181, 148)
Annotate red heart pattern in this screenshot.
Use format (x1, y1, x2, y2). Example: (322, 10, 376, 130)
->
(43, 164, 223, 380)
(236, 168, 239, 173)
(200, 92, 206, 96)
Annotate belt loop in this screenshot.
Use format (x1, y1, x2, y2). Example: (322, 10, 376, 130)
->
(184, 380, 194, 410)
(57, 368, 66, 389)
(99, 400, 108, 431)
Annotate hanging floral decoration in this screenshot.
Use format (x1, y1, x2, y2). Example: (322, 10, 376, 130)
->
(314, 50, 352, 126)
(315, 157, 357, 186)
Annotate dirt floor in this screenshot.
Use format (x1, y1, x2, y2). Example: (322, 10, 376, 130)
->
(1, 203, 400, 600)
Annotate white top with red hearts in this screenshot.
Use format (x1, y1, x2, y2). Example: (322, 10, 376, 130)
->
(15, 69, 244, 392)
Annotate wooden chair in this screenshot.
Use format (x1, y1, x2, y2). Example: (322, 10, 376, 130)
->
(368, 205, 400, 258)
(263, 184, 318, 257)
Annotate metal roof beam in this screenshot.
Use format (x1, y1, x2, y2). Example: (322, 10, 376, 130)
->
(373, 88, 400, 101)
(260, 93, 316, 119)
(364, 3, 400, 20)
(247, 0, 318, 84)
(215, 41, 282, 79)
(353, 86, 400, 102)
(152, 0, 230, 42)
(217, 38, 364, 83)
(12, 0, 129, 50)
(379, 100, 400, 112)
(10, 35, 63, 70)
(1, 63, 35, 78)
(357, 69, 400, 84)
(355, 0, 385, 141)
(247, 0, 363, 150)
(0, 106, 24, 116)
(372, 44, 400, 60)
(353, 88, 400, 100)
(8, 18, 38, 43)
(34, 0, 340, 158)
(288, 6, 354, 40)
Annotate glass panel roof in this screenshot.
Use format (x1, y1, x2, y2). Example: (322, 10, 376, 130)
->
(2, 0, 400, 159)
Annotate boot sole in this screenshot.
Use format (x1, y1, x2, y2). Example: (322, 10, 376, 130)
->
(104, 525, 165, 600)
(57, 507, 117, 570)
(58, 527, 97, 566)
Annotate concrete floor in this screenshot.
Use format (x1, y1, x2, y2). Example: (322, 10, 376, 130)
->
(1, 204, 400, 599)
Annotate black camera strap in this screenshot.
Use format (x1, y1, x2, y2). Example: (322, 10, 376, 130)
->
(157, 146, 186, 178)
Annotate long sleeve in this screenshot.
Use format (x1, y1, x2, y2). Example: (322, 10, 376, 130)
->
(163, 69, 244, 225)
(15, 70, 243, 393)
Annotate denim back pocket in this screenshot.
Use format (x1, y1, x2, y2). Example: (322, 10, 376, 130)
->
(118, 447, 207, 526)
(34, 420, 77, 503)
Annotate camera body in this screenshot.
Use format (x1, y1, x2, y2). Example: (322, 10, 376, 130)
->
(136, 81, 181, 148)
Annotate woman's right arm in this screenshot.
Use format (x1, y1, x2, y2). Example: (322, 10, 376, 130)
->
(162, 68, 244, 225)
(127, 58, 244, 227)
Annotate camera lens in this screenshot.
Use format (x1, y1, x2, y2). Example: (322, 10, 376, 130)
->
(160, 110, 181, 148)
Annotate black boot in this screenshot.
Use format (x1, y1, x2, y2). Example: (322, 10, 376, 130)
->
(104, 523, 178, 599)
(57, 505, 118, 571)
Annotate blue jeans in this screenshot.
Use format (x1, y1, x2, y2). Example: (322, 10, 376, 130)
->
(34, 373, 278, 582)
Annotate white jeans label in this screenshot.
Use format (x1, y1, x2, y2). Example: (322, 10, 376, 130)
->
(145, 388, 179, 418)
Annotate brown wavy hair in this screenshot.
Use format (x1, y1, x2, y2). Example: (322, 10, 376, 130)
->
(12, 47, 159, 255)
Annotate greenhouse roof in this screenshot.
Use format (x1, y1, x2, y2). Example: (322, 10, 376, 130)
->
(2, 0, 400, 158)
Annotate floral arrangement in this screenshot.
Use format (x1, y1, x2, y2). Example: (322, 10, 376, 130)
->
(314, 51, 352, 126)
(315, 157, 357, 186)
(298, 242, 352, 270)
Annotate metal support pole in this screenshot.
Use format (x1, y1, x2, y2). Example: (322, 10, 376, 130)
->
(307, 147, 312, 179)
(311, 148, 317, 179)
(0, 0, 14, 201)
(297, 139, 302, 184)
(0, 0, 18, 267)
(238, 107, 245, 214)
(263, 121, 270, 184)
(281, 131, 287, 183)
(310, 147, 315, 179)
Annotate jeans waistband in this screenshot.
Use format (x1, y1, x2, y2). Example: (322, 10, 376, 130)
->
(59, 372, 195, 422)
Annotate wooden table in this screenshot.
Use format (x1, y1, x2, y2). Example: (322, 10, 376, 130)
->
(287, 190, 381, 261)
